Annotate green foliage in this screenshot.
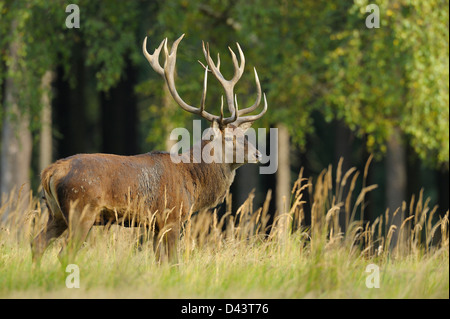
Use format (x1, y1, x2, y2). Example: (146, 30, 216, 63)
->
(0, 0, 448, 167)
(236, 0, 449, 166)
(324, 0, 449, 167)
(153, 0, 449, 167)
(0, 0, 139, 133)
(79, 0, 140, 91)
(237, 1, 355, 148)
(397, 0, 449, 166)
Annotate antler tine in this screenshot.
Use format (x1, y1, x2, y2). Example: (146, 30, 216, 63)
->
(198, 52, 220, 72)
(219, 95, 224, 123)
(238, 67, 262, 116)
(162, 34, 196, 113)
(228, 43, 245, 83)
(142, 36, 166, 76)
(216, 52, 221, 71)
(202, 41, 245, 119)
(155, 34, 218, 122)
(143, 34, 267, 127)
(200, 65, 209, 113)
(234, 93, 268, 126)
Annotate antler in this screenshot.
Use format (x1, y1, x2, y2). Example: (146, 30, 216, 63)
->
(201, 41, 267, 126)
(143, 34, 267, 127)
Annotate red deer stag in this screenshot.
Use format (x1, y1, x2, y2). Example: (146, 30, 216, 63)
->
(31, 34, 267, 263)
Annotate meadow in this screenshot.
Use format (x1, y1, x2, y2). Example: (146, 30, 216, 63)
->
(0, 159, 448, 299)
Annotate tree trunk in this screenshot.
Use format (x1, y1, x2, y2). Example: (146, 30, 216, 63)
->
(0, 96, 32, 198)
(1, 23, 32, 214)
(386, 126, 407, 249)
(39, 70, 55, 172)
(275, 123, 291, 236)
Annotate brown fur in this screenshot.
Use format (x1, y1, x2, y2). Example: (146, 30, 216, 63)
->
(31, 137, 251, 263)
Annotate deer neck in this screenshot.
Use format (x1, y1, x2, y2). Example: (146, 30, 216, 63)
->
(185, 140, 237, 212)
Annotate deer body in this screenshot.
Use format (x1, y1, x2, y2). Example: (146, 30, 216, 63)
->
(31, 34, 267, 263)
(34, 143, 238, 262)
(42, 150, 236, 225)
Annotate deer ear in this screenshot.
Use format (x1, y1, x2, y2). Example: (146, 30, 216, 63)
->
(238, 121, 253, 132)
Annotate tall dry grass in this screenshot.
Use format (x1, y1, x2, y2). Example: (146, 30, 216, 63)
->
(0, 158, 448, 298)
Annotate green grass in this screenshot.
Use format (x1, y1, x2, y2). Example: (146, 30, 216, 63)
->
(1, 232, 448, 298)
(0, 159, 448, 298)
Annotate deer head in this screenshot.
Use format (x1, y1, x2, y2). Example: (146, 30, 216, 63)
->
(142, 34, 267, 167)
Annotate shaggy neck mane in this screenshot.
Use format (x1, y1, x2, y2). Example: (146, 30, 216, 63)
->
(182, 139, 237, 212)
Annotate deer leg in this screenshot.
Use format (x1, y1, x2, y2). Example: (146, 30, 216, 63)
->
(58, 209, 97, 265)
(152, 223, 162, 262)
(155, 223, 179, 264)
(165, 225, 180, 263)
(31, 215, 67, 264)
(152, 209, 180, 263)
(134, 226, 151, 252)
